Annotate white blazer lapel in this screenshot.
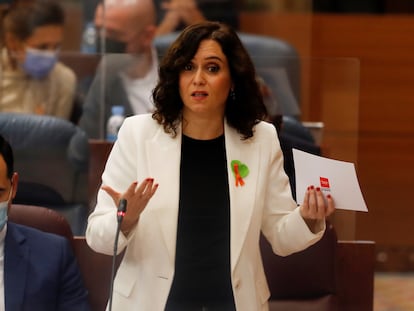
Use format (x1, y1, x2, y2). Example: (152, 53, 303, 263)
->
(146, 126, 182, 265)
(145, 121, 261, 270)
(224, 122, 261, 271)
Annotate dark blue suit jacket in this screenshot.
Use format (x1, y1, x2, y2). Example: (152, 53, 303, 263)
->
(4, 222, 90, 311)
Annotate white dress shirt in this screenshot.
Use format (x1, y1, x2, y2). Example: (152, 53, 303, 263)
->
(120, 48, 159, 115)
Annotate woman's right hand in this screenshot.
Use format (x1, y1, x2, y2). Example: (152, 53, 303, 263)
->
(101, 178, 159, 235)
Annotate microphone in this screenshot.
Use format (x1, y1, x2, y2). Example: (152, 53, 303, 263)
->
(108, 198, 127, 311)
(117, 198, 127, 222)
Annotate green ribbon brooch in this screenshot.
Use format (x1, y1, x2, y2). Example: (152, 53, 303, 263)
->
(231, 160, 249, 187)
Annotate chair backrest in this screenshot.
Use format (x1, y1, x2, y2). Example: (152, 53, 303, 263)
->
(8, 204, 74, 248)
(0, 113, 89, 204)
(260, 221, 338, 309)
(0, 113, 90, 235)
(59, 52, 102, 124)
(154, 31, 301, 117)
(59, 52, 101, 84)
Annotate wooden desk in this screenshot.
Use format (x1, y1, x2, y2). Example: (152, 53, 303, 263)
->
(73, 236, 375, 311)
(336, 241, 375, 311)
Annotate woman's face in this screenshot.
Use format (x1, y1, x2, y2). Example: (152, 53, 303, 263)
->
(179, 39, 232, 120)
(7, 24, 63, 61)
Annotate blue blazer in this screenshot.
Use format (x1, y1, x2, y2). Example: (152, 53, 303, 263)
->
(4, 222, 90, 311)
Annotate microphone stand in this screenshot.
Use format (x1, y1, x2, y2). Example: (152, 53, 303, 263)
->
(108, 198, 127, 311)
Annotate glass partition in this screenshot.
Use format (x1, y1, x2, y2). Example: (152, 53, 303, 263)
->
(47, 0, 313, 140)
(59, 41, 361, 242)
(0, 1, 362, 238)
(301, 56, 361, 240)
(246, 54, 361, 241)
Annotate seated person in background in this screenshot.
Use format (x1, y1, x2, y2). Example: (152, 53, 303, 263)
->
(79, 0, 159, 139)
(0, 0, 76, 120)
(154, 0, 240, 36)
(0, 134, 91, 310)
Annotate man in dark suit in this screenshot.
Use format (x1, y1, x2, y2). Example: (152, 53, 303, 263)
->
(0, 135, 90, 311)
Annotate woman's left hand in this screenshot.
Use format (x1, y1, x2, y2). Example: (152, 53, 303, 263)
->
(300, 185, 335, 224)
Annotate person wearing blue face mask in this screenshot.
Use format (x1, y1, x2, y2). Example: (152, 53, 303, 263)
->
(0, 134, 91, 310)
(21, 47, 58, 79)
(0, 0, 76, 120)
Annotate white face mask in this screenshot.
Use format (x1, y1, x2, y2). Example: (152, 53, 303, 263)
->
(0, 186, 12, 231)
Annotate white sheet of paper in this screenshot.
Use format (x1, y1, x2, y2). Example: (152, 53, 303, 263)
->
(293, 148, 368, 212)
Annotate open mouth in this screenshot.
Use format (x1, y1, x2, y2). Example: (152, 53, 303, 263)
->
(191, 91, 208, 97)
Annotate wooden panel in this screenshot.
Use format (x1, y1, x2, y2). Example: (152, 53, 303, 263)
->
(240, 12, 414, 270)
(310, 14, 414, 134)
(73, 237, 123, 311)
(336, 241, 375, 311)
(74, 236, 374, 311)
(241, 13, 360, 240)
(62, 4, 83, 51)
(88, 140, 113, 210)
(239, 12, 312, 54)
(357, 136, 414, 245)
(310, 14, 414, 270)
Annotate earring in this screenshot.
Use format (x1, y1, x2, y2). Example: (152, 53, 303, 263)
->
(230, 89, 236, 101)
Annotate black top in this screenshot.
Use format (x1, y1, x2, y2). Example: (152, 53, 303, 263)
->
(166, 134, 235, 307)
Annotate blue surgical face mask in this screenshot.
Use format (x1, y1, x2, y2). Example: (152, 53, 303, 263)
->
(0, 187, 12, 231)
(22, 47, 58, 79)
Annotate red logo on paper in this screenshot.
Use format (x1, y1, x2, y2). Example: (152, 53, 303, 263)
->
(320, 177, 330, 189)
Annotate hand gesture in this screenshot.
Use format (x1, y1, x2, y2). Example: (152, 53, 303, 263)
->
(102, 178, 158, 235)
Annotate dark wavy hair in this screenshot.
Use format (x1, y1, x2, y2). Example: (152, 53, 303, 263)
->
(2, 0, 64, 42)
(152, 21, 267, 139)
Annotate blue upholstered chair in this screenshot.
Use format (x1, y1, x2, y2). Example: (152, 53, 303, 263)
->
(0, 113, 90, 235)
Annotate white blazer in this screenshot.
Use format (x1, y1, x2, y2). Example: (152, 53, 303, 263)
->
(86, 114, 325, 311)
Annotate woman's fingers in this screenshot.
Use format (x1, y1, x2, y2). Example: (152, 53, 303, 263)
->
(101, 184, 121, 205)
(315, 187, 327, 219)
(301, 185, 335, 220)
(124, 181, 138, 199)
(101, 178, 159, 208)
(301, 186, 317, 219)
(132, 178, 157, 199)
(326, 194, 335, 216)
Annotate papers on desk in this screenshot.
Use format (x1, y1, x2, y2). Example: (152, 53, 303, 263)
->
(293, 149, 368, 212)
